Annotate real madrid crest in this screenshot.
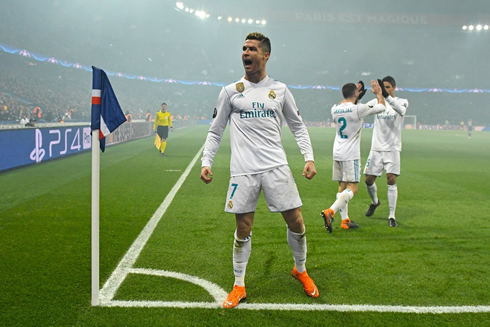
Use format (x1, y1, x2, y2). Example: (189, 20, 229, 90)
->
(236, 82, 245, 93)
(268, 90, 276, 100)
(227, 200, 234, 209)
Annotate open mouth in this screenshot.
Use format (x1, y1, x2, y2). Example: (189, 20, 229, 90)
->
(243, 59, 252, 66)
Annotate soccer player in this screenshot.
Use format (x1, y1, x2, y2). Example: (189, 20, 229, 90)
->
(467, 119, 473, 138)
(200, 32, 319, 309)
(153, 103, 173, 156)
(363, 76, 409, 227)
(321, 81, 386, 233)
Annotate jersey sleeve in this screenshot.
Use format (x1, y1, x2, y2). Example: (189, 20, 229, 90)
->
(357, 103, 386, 120)
(365, 98, 377, 106)
(201, 88, 232, 168)
(282, 87, 314, 162)
(153, 112, 158, 129)
(386, 96, 408, 116)
(168, 113, 172, 128)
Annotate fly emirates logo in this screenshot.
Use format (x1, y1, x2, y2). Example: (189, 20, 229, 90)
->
(239, 102, 277, 119)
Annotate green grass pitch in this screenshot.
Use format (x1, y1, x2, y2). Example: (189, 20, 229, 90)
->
(0, 125, 489, 326)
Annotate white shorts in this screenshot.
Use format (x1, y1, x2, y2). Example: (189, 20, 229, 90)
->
(363, 150, 401, 176)
(332, 159, 361, 183)
(224, 165, 302, 214)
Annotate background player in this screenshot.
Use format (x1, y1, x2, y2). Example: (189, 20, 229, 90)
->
(363, 76, 409, 227)
(468, 118, 473, 138)
(200, 32, 318, 308)
(322, 80, 385, 233)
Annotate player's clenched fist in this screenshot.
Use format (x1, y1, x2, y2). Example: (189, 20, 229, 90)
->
(200, 166, 213, 184)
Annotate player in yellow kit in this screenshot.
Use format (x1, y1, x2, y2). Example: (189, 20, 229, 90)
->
(153, 103, 173, 156)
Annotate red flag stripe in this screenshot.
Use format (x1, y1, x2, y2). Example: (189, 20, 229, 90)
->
(92, 89, 101, 105)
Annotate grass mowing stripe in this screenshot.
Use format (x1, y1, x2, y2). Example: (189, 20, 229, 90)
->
(1, 126, 489, 326)
(98, 143, 205, 304)
(98, 128, 489, 313)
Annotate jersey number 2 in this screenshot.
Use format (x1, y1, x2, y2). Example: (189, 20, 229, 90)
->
(339, 117, 348, 139)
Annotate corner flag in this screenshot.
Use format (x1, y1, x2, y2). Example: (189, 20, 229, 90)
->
(91, 66, 127, 152)
(91, 66, 126, 306)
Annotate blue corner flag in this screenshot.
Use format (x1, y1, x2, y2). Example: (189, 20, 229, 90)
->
(91, 66, 127, 152)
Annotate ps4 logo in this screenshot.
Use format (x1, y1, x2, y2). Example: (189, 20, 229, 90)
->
(29, 127, 92, 164)
(29, 129, 46, 163)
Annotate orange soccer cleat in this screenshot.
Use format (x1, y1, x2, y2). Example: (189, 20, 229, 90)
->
(222, 285, 247, 309)
(341, 218, 359, 229)
(321, 208, 335, 233)
(291, 267, 319, 298)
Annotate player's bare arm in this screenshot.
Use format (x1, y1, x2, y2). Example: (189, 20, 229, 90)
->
(200, 166, 213, 184)
(302, 161, 317, 180)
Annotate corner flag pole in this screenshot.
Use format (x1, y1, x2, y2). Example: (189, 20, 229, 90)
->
(91, 130, 100, 306)
(90, 66, 127, 306)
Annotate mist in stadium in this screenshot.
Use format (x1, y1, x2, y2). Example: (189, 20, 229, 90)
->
(1, 0, 489, 326)
(1, 0, 489, 128)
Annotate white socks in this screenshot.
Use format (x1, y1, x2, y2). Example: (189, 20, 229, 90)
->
(233, 225, 310, 286)
(388, 184, 398, 219)
(337, 193, 349, 219)
(233, 230, 251, 287)
(331, 189, 354, 213)
(287, 226, 307, 273)
(366, 183, 378, 205)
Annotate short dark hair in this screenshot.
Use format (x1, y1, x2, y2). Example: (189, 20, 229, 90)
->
(245, 32, 271, 54)
(382, 76, 396, 87)
(161, 102, 167, 106)
(342, 83, 357, 99)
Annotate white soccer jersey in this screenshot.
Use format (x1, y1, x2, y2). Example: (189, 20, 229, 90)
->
(366, 96, 409, 152)
(201, 76, 314, 176)
(331, 102, 385, 161)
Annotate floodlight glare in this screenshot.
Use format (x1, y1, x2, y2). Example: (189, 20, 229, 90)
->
(484, 25, 489, 30)
(468, 25, 474, 30)
(218, 16, 222, 20)
(256, 20, 260, 24)
(462, 25, 467, 30)
(176, 2, 184, 10)
(228, 17, 233, 22)
(476, 24, 482, 30)
(185, 7, 189, 12)
(241, 18, 246, 23)
(261, 20, 266, 25)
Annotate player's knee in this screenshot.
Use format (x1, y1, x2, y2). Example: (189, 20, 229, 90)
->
(282, 208, 304, 233)
(347, 184, 358, 195)
(387, 174, 397, 185)
(365, 175, 376, 186)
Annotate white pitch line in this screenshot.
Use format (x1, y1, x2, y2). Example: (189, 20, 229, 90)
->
(98, 145, 205, 305)
(101, 300, 490, 314)
(129, 268, 228, 303)
(104, 300, 221, 309)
